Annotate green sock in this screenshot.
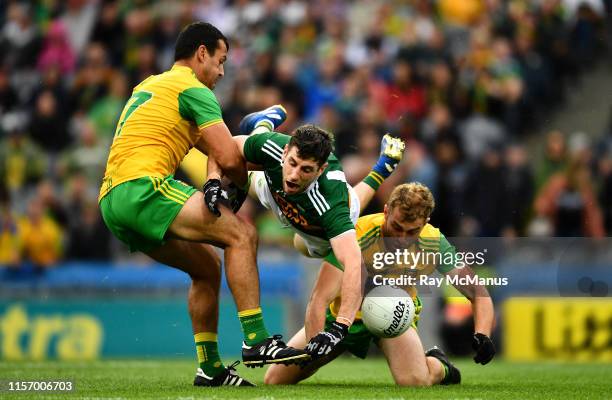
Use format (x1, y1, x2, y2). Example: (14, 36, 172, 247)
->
(194, 332, 224, 377)
(238, 307, 270, 345)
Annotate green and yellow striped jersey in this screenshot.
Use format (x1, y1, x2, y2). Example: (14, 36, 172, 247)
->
(326, 213, 457, 320)
(99, 64, 222, 200)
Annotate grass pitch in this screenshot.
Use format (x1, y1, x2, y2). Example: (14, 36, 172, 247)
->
(1, 357, 611, 399)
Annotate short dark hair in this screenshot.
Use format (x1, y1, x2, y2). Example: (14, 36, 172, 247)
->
(288, 124, 333, 166)
(174, 22, 229, 61)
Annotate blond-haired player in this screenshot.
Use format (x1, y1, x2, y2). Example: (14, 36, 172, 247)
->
(265, 183, 496, 386)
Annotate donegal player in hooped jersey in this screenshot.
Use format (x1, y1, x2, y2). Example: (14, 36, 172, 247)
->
(98, 22, 307, 387)
(265, 183, 496, 386)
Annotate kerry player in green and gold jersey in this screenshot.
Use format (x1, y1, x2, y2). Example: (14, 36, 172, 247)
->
(264, 183, 497, 386)
(217, 108, 405, 360)
(234, 106, 405, 260)
(98, 22, 307, 387)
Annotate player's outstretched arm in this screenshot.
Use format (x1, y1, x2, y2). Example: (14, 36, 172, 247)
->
(232, 135, 264, 171)
(305, 232, 364, 359)
(205, 153, 222, 180)
(330, 231, 364, 326)
(304, 262, 344, 340)
(198, 122, 247, 188)
(196, 135, 262, 176)
(195, 131, 247, 215)
(265, 262, 344, 385)
(445, 266, 496, 364)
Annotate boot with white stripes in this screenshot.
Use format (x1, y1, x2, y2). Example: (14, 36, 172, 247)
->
(238, 104, 287, 135)
(242, 334, 310, 368)
(193, 361, 254, 387)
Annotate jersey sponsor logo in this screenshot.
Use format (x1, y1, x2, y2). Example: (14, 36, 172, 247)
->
(271, 191, 309, 228)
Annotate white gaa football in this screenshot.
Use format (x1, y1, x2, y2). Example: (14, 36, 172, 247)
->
(361, 285, 415, 338)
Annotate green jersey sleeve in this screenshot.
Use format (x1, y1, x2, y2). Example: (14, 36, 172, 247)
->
(321, 206, 354, 240)
(243, 131, 290, 166)
(178, 87, 223, 128)
(437, 233, 457, 274)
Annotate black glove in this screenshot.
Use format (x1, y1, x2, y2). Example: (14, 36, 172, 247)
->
(305, 321, 348, 358)
(472, 332, 495, 365)
(226, 182, 248, 213)
(203, 179, 228, 217)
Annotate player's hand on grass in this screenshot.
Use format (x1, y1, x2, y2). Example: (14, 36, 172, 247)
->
(305, 321, 348, 358)
(472, 332, 495, 365)
(203, 178, 229, 217)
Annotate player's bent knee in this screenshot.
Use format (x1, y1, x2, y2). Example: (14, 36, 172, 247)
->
(219, 217, 257, 249)
(233, 220, 258, 245)
(243, 221, 257, 240)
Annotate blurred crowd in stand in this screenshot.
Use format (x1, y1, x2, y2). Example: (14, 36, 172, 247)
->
(0, 0, 611, 271)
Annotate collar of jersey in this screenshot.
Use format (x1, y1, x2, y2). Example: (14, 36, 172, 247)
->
(171, 64, 196, 75)
(304, 178, 320, 194)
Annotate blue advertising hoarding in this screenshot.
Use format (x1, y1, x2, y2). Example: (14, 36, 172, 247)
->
(0, 299, 287, 360)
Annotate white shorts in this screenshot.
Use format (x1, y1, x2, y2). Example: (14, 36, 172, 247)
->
(250, 171, 360, 257)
